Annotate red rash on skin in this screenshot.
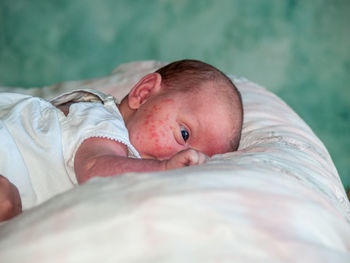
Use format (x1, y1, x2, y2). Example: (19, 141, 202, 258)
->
(127, 93, 230, 159)
(138, 103, 168, 154)
(138, 99, 178, 157)
(124, 81, 236, 159)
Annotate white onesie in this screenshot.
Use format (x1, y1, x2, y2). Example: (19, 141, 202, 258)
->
(0, 89, 140, 209)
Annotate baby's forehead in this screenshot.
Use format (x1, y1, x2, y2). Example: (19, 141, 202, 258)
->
(167, 79, 239, 117)
(188, 82, 235, 107)
(189, 83, 240, 128)
(185, 89, 236, 121)
(197, 80, 234, 96)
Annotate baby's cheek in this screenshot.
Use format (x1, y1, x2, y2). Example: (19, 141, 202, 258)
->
(142, 120, 175, 158)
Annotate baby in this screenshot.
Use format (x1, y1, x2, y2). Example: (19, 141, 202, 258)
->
(0, 59, 243, 221)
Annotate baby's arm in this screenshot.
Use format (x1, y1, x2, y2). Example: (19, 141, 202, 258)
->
(74, 137, 208, 184)
(0, 175, 22, 222)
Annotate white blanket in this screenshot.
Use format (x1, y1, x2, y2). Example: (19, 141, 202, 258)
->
(0, 61, 349, 262)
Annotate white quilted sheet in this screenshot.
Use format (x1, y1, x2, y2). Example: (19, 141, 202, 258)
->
(0, 61, 349, 262)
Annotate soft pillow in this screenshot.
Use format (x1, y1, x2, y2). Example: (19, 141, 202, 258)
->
(0, 61, 349, 262)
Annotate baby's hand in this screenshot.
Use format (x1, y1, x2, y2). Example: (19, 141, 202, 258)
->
(0, 175, 22, 222)
(164, 148, 209, 170)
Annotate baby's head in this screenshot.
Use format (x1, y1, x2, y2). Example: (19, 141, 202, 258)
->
(119, 59, 243, 159)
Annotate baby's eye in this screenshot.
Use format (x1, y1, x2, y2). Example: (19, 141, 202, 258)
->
(180, 125, 190, 142)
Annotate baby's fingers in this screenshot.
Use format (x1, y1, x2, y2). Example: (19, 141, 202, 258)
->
(164, 149, 209, 170)
(193, 150, 209, 165)
(183, 149, 209, 166)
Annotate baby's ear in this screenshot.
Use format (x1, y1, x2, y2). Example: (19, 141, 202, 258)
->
(127, 73, 162, 109)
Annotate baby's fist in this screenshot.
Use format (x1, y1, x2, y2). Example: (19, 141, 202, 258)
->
(164, 148, 209, 170)
(0, 175, 22, 222)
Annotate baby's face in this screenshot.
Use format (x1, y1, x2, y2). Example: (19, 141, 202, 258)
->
(125, 82, 235, 159)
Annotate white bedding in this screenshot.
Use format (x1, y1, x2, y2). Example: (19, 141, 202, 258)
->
(0, 61, 349, 262)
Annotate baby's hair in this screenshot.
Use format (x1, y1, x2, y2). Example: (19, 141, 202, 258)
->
(156, 59, 243, 151)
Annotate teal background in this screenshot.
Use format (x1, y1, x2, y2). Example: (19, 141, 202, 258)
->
(1, 0, 349, 190)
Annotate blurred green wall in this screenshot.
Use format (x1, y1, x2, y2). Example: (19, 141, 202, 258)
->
(1, 0, 349, 190)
